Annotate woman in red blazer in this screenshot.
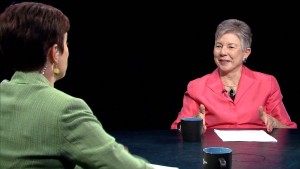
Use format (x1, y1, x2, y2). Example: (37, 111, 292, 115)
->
(171, 19, 297, 133)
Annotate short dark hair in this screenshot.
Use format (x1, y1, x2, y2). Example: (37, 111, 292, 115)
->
(0, 2, 70, 71)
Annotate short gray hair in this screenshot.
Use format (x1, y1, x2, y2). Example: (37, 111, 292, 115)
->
(215, 19, 252, 51)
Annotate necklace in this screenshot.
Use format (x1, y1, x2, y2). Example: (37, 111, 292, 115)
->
(222, 78, 238, 100)
(223, 84, 237, 88)
(223, 84, 237, 101)
(223, 86, 236, 101)
(228, 87, 236, 100)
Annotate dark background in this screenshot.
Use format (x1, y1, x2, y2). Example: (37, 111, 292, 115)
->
(1, 1, 299, 131)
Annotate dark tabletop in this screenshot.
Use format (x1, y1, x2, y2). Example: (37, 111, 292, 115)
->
(109, 128, 300, 169)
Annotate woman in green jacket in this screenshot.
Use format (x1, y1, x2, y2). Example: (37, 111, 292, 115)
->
(0, 2, 153, 169)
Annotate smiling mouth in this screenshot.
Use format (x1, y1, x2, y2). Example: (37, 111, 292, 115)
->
(219, 59, 230, 63)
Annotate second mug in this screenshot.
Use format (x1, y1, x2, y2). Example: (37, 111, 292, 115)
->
(203, 147, 232, 169)
(180, 117, 203, 142)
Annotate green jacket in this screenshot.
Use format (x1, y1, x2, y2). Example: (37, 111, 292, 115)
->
(0, 71, 153, 169)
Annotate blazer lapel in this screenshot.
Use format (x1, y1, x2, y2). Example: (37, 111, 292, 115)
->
(207, 68, 223, 96)
(234, 66, 256, 103)
(205, 66, 256, 103)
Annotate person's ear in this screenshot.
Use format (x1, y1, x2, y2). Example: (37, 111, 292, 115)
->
(244, 48, 251, 58)
(48, 44, 59, 64)
(47, 44, 61, 75)
(243, 48, 251, 64)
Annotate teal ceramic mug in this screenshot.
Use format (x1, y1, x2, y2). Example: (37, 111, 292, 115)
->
(180, 117, 203, 142)
(203, 147, 232, 169)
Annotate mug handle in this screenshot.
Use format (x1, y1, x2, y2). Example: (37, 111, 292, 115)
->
(218, 158, 226, 168)
(177, 122, 181, 132)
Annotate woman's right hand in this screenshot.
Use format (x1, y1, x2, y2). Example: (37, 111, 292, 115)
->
(196, 104, 206, 133)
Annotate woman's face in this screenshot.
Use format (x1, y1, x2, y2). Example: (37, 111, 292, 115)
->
(213, 33, 250, 74)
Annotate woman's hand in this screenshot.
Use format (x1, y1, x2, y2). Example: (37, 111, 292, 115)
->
(258, 106, 289, 133)
(196, 104, 206, 133)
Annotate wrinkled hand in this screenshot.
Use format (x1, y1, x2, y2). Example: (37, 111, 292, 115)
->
(195, 104, 206, 133)
(258, 106, 288, 133)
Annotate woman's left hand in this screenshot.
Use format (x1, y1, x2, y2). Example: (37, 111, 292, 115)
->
(258, 106, 289, 132)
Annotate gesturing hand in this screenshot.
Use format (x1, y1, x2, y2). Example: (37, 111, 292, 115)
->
(258, 106, 288, 133)
(196, 104, 206, 133)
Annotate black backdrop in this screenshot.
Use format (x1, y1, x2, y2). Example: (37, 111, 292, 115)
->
(1, 1, 299, 131)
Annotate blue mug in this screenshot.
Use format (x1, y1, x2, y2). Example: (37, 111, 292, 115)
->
(203, 147, 232, 169)
(180, 117, 203, 142)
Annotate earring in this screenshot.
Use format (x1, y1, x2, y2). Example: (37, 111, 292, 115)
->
(53, 65, 60, 75)
(243, 58, 247, 64)
(53, 68, 60, 74)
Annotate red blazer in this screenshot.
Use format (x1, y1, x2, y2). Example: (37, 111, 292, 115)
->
(171, 66, 297, 129)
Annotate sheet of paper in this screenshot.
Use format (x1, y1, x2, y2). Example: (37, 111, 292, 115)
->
(148, 163, 179, 169)
(214, 129, 277, 142)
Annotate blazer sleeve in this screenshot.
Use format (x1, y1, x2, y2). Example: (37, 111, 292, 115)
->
(265, 76, 297, 128)
(170, 91, 200, 129)
(59, 98, 153, 169)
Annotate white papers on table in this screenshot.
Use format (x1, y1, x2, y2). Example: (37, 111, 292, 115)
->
(214, 129, 277, 142)
(148, 163, 179, 169)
